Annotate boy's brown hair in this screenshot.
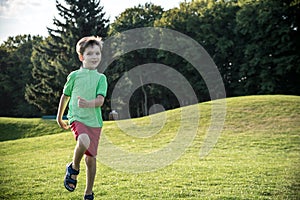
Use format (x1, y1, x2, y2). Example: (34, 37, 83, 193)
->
(76, 36, 103, 56)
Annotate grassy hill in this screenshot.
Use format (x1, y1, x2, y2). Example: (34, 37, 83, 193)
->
(0, 118, 68, 142)
(0, 95, 299, 199)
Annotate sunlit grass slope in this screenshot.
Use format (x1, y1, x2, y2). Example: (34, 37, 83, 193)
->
(0, 95, 299, 199)
(0, 118, 68, 141)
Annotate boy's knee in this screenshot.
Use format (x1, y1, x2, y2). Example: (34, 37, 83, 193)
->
(85, 155, 96, 167)
(77, 133, 90, 149)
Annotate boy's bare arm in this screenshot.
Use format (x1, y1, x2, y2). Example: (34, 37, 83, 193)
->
(77, 95, 105, 108)
(56, 94, 70, 130)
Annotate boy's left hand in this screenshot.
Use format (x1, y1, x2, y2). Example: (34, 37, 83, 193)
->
(77, 96, 91, 108)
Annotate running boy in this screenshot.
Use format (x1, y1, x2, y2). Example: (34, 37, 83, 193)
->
(56, 36, 107, 200)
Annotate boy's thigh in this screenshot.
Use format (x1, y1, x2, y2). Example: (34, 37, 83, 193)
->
(70, 121, 102, 157)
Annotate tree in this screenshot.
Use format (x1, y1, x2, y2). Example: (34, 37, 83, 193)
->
(25, 0, 109, 114)
(192, 0, 240, 97)
(105, 3, 165, 118)
(154, 1, 216, 102)
(0, 35, 42, 117)
(235, 0, 300, 95)
(156, 0, 300, 97)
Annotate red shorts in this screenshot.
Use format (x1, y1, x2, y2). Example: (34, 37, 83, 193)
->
(70, 121, 102, 157)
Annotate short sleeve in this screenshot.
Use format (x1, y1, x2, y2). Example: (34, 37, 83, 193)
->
(63, 71, 76, 96)
(97, 74, 108, 97)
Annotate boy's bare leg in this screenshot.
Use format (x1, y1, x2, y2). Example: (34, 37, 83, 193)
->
(70, 134, 90, 188)
(85, 155, 96, 195)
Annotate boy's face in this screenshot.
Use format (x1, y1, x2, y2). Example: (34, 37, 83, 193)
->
(81, 44, 101, 70)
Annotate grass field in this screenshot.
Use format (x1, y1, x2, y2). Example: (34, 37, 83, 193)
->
(0, 95, 299, 199)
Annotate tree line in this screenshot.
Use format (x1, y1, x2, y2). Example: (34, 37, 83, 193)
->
(0, 0, 299, 119)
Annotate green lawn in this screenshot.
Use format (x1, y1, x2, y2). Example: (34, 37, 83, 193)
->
(0, 95, 299, 199)
(0, 118, 68, 142)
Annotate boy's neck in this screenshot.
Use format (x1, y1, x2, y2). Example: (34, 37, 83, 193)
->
(81, 66, 97, 70)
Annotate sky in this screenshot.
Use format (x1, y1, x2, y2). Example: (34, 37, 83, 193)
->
(0, 0, 182, 43)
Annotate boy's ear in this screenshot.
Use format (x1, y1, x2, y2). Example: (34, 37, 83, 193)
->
(79, 54, 84, 61)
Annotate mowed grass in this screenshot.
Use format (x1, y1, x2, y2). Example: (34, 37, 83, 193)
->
(0, 118, 68, 141)
(0, 95, 299, 200)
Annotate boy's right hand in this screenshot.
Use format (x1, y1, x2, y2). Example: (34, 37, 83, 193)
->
(57, 118, 70, 130)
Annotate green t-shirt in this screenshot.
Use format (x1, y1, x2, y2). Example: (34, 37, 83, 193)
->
(63, 67, 107, 127)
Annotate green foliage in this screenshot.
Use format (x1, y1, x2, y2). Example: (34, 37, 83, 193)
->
(0, 95, 299, 199)
(157, 0, 299, 98)
(0, 35, 42, 117)
(25, 36, 65, 113)
(25, 0, 109, 114)
(108, 3, 164, 35)
(106, 3, 165, 118)
(103, 0, 299, 118)
(235, 0, 300, 95)
(156, 0, 239, 99)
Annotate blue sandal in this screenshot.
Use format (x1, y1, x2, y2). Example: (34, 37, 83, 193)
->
(64, 162, 79, 192)
(84, 192, 94, 200)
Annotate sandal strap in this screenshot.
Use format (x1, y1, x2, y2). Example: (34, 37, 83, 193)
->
(84, 192, 94, 200)
(65, 177, 77, 185)
(67, 162, 80, 175)
(64, 179, 77, 192)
